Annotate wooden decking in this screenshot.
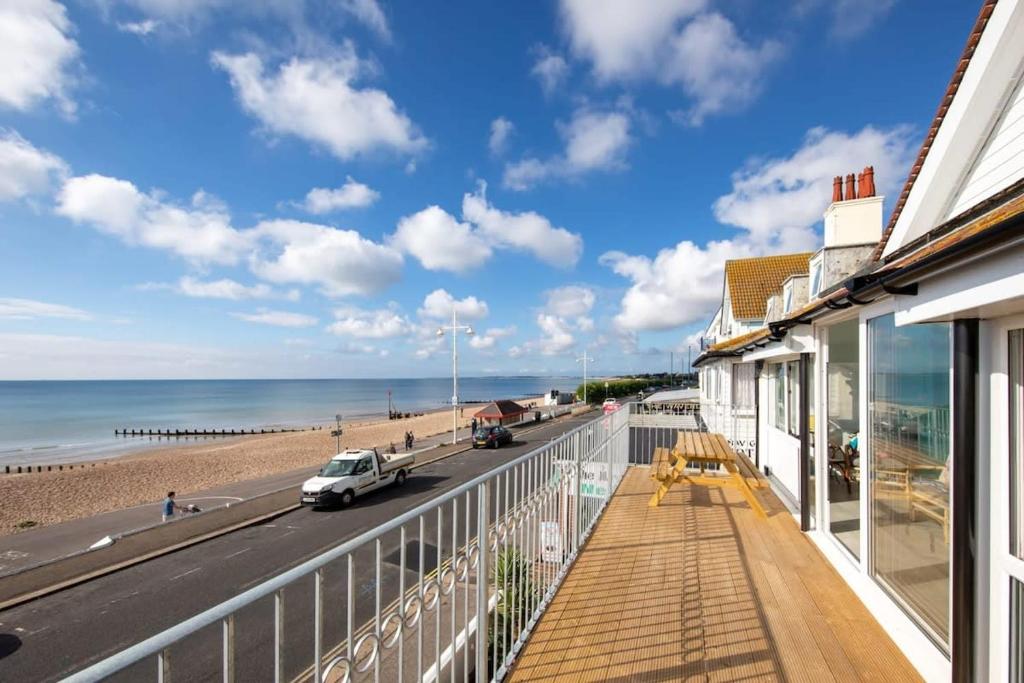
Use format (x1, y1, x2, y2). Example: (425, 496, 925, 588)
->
(507, 467, 922, 682)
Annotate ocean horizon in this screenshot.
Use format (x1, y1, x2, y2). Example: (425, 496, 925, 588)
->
(0, 377, 580, 466)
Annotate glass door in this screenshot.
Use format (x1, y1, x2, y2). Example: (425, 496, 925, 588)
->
(826, 319, 860, 558)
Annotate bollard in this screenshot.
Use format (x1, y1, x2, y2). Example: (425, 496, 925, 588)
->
(17, 466, 22, 474)
(59, 465, 63, 471)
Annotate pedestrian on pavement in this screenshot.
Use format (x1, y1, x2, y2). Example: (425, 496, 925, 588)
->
(408, 431, 414, 448)
(471, 417, 478, 435)
(388, 442, 397, 454)
(162, 491, 184, 522)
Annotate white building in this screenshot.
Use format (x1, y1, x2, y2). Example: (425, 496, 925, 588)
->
(695, 1, 1024, 679)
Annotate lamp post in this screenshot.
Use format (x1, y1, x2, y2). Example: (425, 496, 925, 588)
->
(437, 308, 474, 445)
(576, 351, 594, 404)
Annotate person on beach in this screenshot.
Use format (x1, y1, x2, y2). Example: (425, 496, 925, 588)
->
(388, 442, 397, 454)
(162, 491, 184, 522)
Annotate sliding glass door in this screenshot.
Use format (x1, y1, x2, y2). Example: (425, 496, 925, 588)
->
(867, 313, 951, 647)
(826, 319, 860, 557)
(1009, 329, 1024, 679)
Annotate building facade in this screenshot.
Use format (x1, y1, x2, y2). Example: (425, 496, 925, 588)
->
(695, 2, 1024, 679)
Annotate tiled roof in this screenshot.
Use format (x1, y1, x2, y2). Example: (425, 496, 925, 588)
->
(725, 253, 812, 320)
(474, 400, 527, 418)
(870, 0, 997, 262)
(708, 328, 771, 353)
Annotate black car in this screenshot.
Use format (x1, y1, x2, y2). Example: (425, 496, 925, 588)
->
(472, 426, 513, 449)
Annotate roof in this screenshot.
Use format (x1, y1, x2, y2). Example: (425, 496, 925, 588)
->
(474, 400, 527, 418)
(870, 0, 998, 262)
(708, 327, 772, 353)
(724, 253, 812, 320)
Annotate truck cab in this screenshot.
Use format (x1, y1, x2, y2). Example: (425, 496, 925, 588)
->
(300, 448, 414, 507)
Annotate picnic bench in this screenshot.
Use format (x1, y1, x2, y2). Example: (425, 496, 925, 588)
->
(649, 431, 767, 518)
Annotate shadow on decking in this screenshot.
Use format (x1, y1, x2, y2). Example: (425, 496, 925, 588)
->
(506, 468, 922, 682)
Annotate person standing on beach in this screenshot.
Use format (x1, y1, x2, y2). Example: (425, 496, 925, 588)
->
(162, 492, 184, 522)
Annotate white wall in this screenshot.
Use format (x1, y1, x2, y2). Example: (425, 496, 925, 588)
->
(948, 73, 1024, 218)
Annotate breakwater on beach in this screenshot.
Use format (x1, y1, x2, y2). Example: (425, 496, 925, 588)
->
(0, 377, 578, 465)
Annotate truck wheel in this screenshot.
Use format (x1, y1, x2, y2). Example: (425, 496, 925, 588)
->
(340, 489, 355, 507)
(395, 470, 407, 487)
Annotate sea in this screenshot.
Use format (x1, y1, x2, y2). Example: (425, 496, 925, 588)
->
(0, 377, 579, 467)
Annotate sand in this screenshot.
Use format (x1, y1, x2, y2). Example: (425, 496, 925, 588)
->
(0, 398, 544, 536)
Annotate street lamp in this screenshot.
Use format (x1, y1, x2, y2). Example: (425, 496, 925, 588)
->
(437, 308, 473, 445)
(576, 351, 594, 404)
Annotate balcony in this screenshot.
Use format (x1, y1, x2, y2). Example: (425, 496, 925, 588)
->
(65, 403, 920, 682)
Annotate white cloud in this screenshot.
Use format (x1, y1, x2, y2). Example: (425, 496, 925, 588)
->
(503, 107, 630, 190)
(0, 129, 67, 202)
(600, 124, 918, 333)
(797, 0, 897, 40)
(56, 174, 252, 266)
(662, 13, 783, 126)
(418, 289, 489, 321)
(461, 184, 583, 268)
(231, 308, 317, 327)
(0, 0, 80, 116)
(211, 46, 427, 161)
(340, 0, 390, 41)
(531, 47, 568, 95)
(575, 316, 595, 332)
(600, 238, 755, 332)
(560, 0, 706, 81)
(251, 219, 403, 297)
(160, 276, 296, 301)
(713, 125, 917, 249)
(470, 325, 516, 350)
(558, 1, 780, 125)
(543, 285, 595, 318)
(488, 117, 514, 156)
(301, 176, 380, 213)
(116, 18, 159, 35)
(390, 205, 490, 273)
(536, 313, 575, 355)
(327, 305, 410, 338)
(0, 297, 91, 321)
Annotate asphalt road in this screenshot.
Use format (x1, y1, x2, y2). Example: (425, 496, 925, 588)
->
(0, 412, 597, 682)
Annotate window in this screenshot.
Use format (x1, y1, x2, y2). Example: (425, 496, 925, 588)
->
(732, 363, 755, 409)
(827, 319, 861, 558)
(809, 262, 822, 297)
(1011, 329, 1023, 559)
(774, 363, 785, 428)
(1013, 579, 1024, 682)
(868, 313, 951, 646)
(787, 361, 800, 436)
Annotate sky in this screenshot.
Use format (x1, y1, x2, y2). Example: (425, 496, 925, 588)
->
(0, 0, 981, 380)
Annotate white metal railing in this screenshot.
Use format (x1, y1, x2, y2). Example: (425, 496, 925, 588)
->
(62, 406, 630, 683)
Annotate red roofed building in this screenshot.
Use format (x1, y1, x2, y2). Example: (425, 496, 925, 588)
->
(474, 400, 528, 427)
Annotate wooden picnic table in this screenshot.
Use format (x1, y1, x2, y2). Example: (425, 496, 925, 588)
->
(648, 431, 766, 518)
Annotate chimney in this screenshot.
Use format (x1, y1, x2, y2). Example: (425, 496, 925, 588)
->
(823, 167, 884, 248)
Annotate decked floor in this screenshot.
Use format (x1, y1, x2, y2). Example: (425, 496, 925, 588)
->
(507, 467, 922, 682)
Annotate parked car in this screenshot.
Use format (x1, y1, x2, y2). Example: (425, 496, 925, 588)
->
(300, 448, 414, 507)
(602, 398, 621, 414)
(473, 425, 513, 449)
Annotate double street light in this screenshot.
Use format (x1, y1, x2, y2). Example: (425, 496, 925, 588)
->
(437, 308, 474, 445)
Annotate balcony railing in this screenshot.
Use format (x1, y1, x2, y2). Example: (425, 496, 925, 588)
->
(64, 405, 632, 683)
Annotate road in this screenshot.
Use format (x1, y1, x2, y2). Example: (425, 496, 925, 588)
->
(0, 412, 597, 682)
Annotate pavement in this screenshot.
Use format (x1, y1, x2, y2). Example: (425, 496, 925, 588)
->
(0, 410, 594, 683)
(0, 422, 486, 576)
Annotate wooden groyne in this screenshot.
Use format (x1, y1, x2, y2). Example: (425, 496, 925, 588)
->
(114, 426, 323, 437)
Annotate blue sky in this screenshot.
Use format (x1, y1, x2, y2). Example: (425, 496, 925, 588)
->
(0, 0, 979, 379)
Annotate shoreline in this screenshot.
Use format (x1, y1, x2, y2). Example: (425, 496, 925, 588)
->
(0, 396, 545, 536)
(0, 392, 552, 469)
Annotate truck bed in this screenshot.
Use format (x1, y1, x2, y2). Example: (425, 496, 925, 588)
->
(377, 452, 414, 473)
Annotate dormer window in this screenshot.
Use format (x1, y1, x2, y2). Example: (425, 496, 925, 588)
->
(809, 260, 822, 297)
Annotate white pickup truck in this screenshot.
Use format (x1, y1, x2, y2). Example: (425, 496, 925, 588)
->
(300, 448, 414, 507)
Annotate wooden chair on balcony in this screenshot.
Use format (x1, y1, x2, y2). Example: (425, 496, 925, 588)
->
(649, 431, 766, 518)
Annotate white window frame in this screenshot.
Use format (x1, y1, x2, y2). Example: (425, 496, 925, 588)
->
(988, 314, 1024, 682)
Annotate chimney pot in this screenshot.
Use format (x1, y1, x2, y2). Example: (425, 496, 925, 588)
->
(845, 173, 857, 201)
(832, 176, 843, 203)
(861, 166, 876, 197)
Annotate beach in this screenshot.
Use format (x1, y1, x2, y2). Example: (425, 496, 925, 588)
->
(0, 398, 542, 536)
